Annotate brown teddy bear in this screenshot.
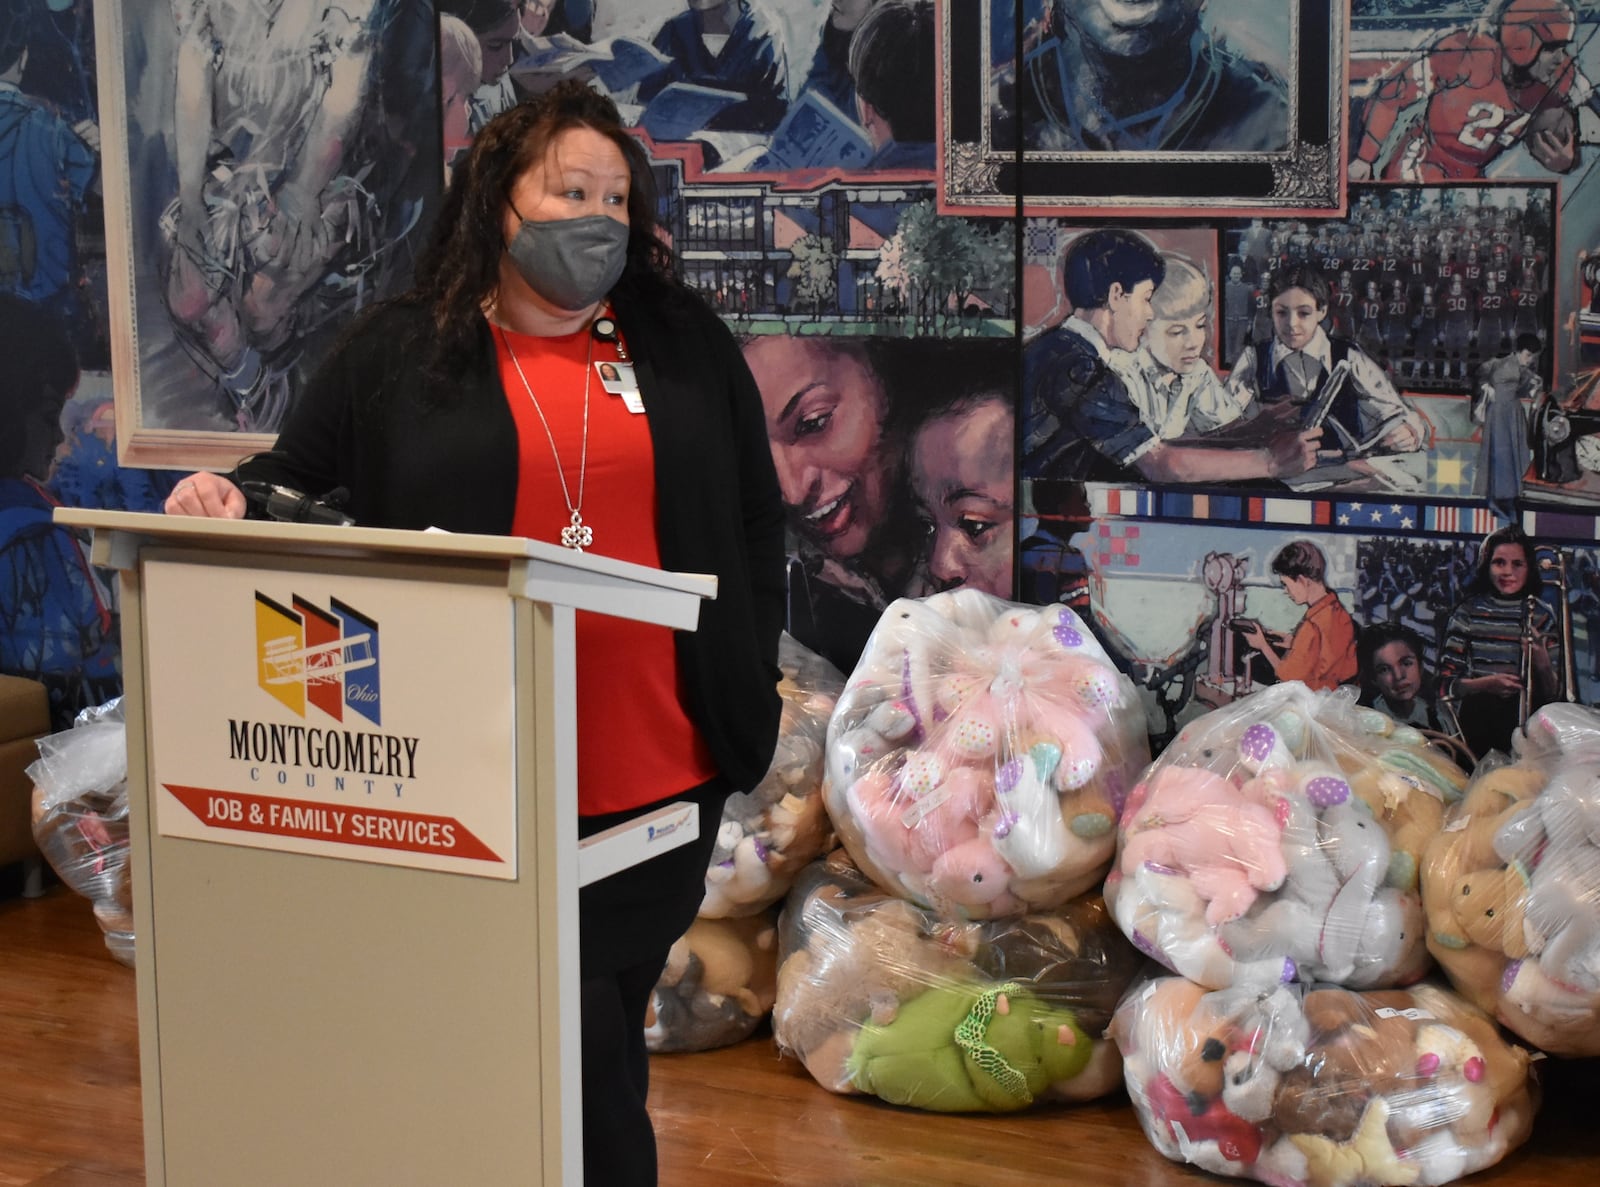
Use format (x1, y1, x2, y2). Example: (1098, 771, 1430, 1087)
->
(700, 644, 842, 919)
(1113, 979, 1235, 1113)
(1423, 745, 1600, 1055)
(1267, 984, 1535, 1187)
(1271, 988, 1416, 1143)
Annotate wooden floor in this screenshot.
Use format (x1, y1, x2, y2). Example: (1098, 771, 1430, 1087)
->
(4, 883, 1597, 1187)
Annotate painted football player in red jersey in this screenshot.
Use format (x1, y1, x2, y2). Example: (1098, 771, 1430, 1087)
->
(1351, 0, 1595, 181)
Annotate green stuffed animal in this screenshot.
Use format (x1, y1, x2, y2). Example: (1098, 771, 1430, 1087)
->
(845, 980, 1094, 1112)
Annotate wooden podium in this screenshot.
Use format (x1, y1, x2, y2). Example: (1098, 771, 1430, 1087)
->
(56, 508, 717, 1186)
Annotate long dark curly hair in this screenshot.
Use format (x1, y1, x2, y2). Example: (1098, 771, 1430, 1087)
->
(411, 81, 681, 376)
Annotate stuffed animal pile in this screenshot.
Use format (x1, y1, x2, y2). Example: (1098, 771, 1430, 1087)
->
(700, 634, 843, 919)
(1422, 702, 1600, 1055)
(771, 850, 1142, 1111)
(823, 591, 1149, 918)
(647, 636, 841, 1053)
(1113, 975, 1538, 1186)
(1105, 684, 1466, 990)
(27, 700, 135, 966)
(645, 911, 780, 1054)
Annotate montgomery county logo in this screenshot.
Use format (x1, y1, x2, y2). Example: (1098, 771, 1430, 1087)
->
(254, 592, 382, 726)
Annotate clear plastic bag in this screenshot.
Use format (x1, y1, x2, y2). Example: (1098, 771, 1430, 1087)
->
(645, 909, 780, 1054)
(1112, 975, 1537, 1185)
(700, 634, 842, 918)
(1106, 684, 1468, 990)
(772, 850, 1143, 1111)
(823, 591, 1150, 919)
(1422, 702, 1600, 1055)
(27, 699, 134, 966)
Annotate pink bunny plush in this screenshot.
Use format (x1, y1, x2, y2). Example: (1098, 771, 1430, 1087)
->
(847, 765, 994, 883)
(922, 838, 1023, 917)
(825, 591, 1148, 917)
(1120, 766, 1289, 928)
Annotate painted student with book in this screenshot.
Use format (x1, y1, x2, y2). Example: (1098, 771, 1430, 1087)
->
(1226, 263, 1426, 458)
(638, 0, 788, 134)
(1024, 231, 1318, 486)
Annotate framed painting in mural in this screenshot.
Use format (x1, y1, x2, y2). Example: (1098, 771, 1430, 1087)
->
(96, 0, 440, 470)
(942, 0, 1346, 216)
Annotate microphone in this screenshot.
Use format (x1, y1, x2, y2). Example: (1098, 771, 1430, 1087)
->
(241, 481, 355, 526)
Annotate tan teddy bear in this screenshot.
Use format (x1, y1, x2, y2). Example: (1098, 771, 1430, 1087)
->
(1445, 867, 1531, 958)
(646, 912, 781, 1054)
(1346, 762, 1448, 895)
(773, 856, 979, 1091)
(1421, 763, 1545, 1012)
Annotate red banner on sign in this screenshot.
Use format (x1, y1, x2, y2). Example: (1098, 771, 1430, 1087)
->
(164, 785, 504, 863)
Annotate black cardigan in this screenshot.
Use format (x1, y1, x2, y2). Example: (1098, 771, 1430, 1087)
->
(235, 293, 786, 794)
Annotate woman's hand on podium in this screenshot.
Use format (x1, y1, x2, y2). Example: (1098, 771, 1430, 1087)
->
(165, 472, 247, 519)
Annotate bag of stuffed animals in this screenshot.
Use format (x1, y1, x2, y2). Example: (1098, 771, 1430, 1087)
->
(1421, 702, 1600, 1055)
(823, 590, 1149, 919)
(1112, 975, 1537, 1187)
(700, 634, 843, 919)
(1106, 683, 1468, 991)
(645, 910, 779, 1054)
(27, 699, 134, 966)
(771, 849, 1143, 1112)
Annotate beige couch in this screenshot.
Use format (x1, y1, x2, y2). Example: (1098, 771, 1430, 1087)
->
(0, 675, 51, 896)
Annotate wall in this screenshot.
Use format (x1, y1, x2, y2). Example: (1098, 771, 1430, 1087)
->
(4, 0, 1594, 754)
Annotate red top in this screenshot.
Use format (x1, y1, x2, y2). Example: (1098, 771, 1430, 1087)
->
(496, 321, 718, 815)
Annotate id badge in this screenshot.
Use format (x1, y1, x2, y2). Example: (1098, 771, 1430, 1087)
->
(595, 360, 645, 413)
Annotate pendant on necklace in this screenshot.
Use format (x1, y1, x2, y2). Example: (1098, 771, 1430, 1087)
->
(561, 509, 593, 552)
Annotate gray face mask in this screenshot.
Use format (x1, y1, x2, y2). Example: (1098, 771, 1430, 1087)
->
(505, 213, 629, 311)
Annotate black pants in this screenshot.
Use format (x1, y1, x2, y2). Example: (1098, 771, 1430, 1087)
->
(577, 775, 729, 1186)
(580, 952, 669, 1185)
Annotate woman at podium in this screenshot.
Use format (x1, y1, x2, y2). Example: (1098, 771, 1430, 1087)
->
(165, 80, 784, 1186)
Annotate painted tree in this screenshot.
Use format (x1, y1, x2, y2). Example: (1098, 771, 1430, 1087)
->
(895, 200, 946, 332)
(787, 233, 838, 319)
(892, 201, 1015, 333)
(875, 231, 909, 322)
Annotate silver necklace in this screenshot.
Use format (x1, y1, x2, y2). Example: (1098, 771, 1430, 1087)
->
(499, 324, 594, 551)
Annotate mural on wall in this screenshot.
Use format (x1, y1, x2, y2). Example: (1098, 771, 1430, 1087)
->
(441, 0, 1014, 673)
(745, 330, 1017, 674)
(1349, 0, 1599, 186)
(442, 0, 941, 181)
(1019, 186, 1565, 508)
(950, 0, 1346, 214)
(7, 0, 1592, 758)
(1019, 500, 1594, 758)
(1219, 182, 1556, 504)
(1550, 244, 1600, 503)
(97, 0, 442, 469)
(1020, 222, 1340, 492)
(2, 0, 175, 731)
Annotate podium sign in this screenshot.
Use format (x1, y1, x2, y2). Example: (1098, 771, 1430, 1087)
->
(57, 509, 715, 1187)
(143, 559, 518, 878)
